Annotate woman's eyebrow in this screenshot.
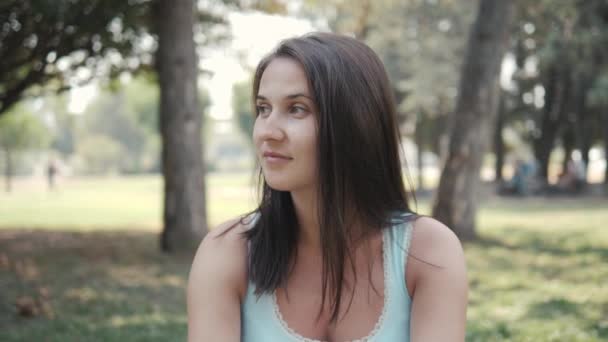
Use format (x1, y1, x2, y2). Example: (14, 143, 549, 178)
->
(256, 93, 312, 101)
(286, 93, 313, 101)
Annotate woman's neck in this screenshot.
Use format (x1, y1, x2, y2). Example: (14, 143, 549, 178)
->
(290, 187, 321, 251)
(290, 188, 372, 253)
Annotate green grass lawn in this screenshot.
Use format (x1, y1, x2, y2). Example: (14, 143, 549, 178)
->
(1, 175, 607, 341)
(0, 173, 258, 229)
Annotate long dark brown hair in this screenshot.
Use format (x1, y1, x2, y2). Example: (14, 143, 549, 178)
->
(244, 32, 416, 322)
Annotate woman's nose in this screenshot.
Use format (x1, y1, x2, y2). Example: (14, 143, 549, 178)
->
(257, 111, 286, 141)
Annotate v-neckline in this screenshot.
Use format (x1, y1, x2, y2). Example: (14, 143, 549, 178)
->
(271, 229, 390, 342)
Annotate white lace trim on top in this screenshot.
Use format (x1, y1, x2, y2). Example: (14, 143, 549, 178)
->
(271, 229, 391, 342)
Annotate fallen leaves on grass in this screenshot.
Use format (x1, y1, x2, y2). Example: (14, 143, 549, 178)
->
(15, 288, 54, 319)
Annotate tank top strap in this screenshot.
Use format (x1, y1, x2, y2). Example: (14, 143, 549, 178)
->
(384, 212, 414, 299)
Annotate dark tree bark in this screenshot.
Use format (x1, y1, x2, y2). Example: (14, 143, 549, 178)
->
(432, 0, 515, 240)
(562, 127, 574, 173)
(493, 92, 506, 182)
(3, 147, 11, 192)
(603, 109, 608, 193)
(156, 0, 207, 252)
(533, 63, 571, 184)
(416, 144, 424, 192)
(580, 127, 592, 182)
(574, 74, 594, 183)
(415, 110, 425, 192)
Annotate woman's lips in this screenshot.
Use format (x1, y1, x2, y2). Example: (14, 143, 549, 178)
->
(262, 151, 293, 164)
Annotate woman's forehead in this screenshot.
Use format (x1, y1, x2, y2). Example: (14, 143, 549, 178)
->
(258, 58, 311, 98)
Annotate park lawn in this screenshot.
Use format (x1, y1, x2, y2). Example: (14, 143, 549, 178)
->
(470, 197, 608, 341)
(1, 175, 607, 341)
(0, 173, 258, 230)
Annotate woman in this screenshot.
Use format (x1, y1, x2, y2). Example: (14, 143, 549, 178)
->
(188, 32, 468, 341)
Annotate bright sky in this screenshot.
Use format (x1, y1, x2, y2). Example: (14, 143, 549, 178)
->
(205, 12, 314, 120)
(68, 12, 315, 118)
(68, 12, 521, 121)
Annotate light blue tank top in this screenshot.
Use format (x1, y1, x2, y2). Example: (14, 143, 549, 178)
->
(241, 213, 414, 341)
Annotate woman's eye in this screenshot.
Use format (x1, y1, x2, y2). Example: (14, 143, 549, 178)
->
(256, 105, 270, 115)
(289, 106, 307, 115)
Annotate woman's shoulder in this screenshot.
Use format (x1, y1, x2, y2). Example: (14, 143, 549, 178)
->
(409, 216, 464, 263)
(205, 214, 253, 244)
(188, 215, 252, 299)
(405, 216, 468, 339)
(407, 215, 467, 287)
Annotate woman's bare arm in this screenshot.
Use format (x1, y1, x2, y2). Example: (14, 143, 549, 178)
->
(408, 217, 469, 341)
(187, 218, 248, 342)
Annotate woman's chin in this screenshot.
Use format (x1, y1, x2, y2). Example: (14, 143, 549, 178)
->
(263, 170, 314, 192)
(265, 179, 292, 192)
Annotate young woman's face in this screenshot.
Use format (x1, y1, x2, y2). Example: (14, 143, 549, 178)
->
(253, 57, 318, 192)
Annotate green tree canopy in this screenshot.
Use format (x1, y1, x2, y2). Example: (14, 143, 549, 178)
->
(0, 0, 154, 115)
(0, 104, 50, 191)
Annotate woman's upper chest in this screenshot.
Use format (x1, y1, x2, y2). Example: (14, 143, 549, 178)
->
(274, 242, 387, 341)
(241, 222, 415, 342)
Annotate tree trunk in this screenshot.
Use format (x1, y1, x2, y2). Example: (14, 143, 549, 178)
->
(575, 74, 593, 183)
(561, 126, 574, 173)
(580, 129, 591, 182)
(3, 147, 11, 192)
(416, 144, 424, 192)
(432, 0, 514, 241)
(533, 63, 571, 184)
(603, 109, 608, 193)
(156, 0, 207, 253)
(415, 111, 425, 192)
(494, 91, 506, 182)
